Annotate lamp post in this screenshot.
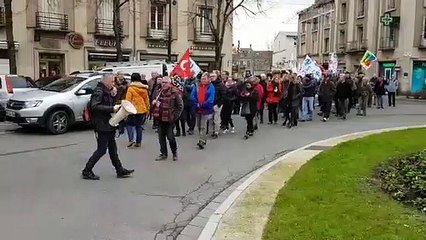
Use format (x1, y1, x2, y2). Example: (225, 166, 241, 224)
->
(167, 0, 177, 62)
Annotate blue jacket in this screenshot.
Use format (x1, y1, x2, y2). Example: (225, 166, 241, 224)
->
(190, 83, 215, 115)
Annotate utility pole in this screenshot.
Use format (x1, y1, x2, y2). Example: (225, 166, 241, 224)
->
(5, 0, 16, 74)
(132, 0, 136, 61)
(167, 0, 177, 62)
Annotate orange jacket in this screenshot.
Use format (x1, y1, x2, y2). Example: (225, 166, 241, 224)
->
(125, 82, 150, 114)
(266, 81, 283, 104)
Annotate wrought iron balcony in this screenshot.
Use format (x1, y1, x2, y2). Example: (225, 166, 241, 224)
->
(379, 37, 397, 50)
(35, 11, 68, 31)
(95, 18, 118, 36)
(347, 39, 368, 52)
(0, 7, 5, 26)
(147, 26, 169, 40)
(194, 28, 214, 43)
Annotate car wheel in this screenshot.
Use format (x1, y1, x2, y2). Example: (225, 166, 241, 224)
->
(47, 110, 69, 135)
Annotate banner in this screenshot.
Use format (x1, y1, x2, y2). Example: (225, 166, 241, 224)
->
(360, 50, 377, 70)
(302, 55, 322, 80)
(170, 49, 202, 79)
(328, 52, 338, 74)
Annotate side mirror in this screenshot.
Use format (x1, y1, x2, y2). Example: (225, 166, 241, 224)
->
(76, 88, 93, 95)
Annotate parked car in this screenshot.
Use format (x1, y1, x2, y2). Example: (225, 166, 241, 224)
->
(5, 73, 129, 134)
(0, 103, 5, 122)
(34, 75, 64, 88)
(0, 75, 36, 109)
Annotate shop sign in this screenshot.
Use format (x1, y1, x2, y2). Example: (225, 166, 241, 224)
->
(192, 45, 215, 51)
(95, 39, 117, 48)
(381, 62, 396, 68)
(148, 43, 167, 49)
(68, 33, 84, 49)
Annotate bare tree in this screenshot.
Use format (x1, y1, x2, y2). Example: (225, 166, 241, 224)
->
(188, 0, 264, 70)
(5, 0, 16, 74)
(113, 0, 129, 61)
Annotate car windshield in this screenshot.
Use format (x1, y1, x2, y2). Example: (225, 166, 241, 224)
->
(40, 77, 86, 92)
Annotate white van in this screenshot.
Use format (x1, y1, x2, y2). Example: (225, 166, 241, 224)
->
(101, 61, 173, 78)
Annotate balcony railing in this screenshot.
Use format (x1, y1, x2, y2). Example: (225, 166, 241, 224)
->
(95, 18, 118, 36)
(379, 37, 397, 50)
(195, 28, 214, 43)
(347, 39, 368, 52)
(36, 11, 68, 31)
(147, 26, 169, 40)
(0, 7, 5, 26)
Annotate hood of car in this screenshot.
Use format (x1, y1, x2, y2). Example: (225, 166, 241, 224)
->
(9, 89, 59, 101)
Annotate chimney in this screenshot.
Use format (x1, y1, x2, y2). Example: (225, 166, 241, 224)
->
(249, 44, 252, 49)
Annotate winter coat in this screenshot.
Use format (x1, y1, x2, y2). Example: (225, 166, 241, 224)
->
(266, 81, 283, 104)
(374, 80, 387, 95)
(90, 82, 116, 132)
(318, 80, 336, 102)
(259, 79, 268, 102)
(285, 82, 303, 107)
(302, 78, 316, 98)
(190, 83, 216, 115)
(240, 87, 259, 115)
(125, 82, 150, 114)
(224, 85, 238, 104)
(359, 82, 374, 97)
(386, 79, 399, 93)
(336, 80, 352, 100)
(152, 87, 184, 123)
(254, 83, 264, 110)
(212, 79, 227, 107)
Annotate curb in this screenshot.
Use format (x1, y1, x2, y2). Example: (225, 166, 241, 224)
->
(178, 125, 426, 240)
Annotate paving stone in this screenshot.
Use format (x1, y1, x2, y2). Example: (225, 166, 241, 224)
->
(180, 224, 203, 237)
(204, 201, 221, 211)
(188, 216, 209, 228)
(197, 207, 215, 219)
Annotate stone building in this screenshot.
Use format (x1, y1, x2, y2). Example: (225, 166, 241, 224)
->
(232, 46, 272, 78)
(272, 31, 297, 70)
(0, 0, 232, 79)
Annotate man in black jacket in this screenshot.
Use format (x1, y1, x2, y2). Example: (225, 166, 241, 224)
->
(82, 74, 134, 180)
(336, 75, 353, 120)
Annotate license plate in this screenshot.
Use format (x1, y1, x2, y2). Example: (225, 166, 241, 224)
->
(6, 110, 15, 118)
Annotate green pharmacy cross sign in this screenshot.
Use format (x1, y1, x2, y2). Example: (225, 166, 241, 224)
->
(381, 13, 393, 26)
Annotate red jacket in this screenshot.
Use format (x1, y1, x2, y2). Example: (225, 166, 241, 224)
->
(255, 83, 264, 110)
(266, 81, 283, 104)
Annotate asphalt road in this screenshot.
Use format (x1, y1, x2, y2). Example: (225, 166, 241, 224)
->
(0, 101, 425, 240)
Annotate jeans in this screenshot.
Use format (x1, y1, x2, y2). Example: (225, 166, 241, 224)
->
(267, 102, 278, 123)
(302, 97, 315, 120)
(197, 113, 213, 145)
(126, 114, 146, 144)
(338, 98, 349, 118)
(388, 92, 396, 107)
(210, 105, 223, 134)
(158, 121, 177, 156)
(175, 109, 186, 135)
(377, 95, 384, 108)
(84, 131, 123, 172)
(221, 101, 234, 129)
(186, 106, 196, 131)
(245, 114, 255, 133)
(357, 95, 368, 116)
(290, 105, 299, 126)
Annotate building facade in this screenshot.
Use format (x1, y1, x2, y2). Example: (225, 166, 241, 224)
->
(272, 31, 297, 70)
(298, 0, 426, 95)
(232, 47, 272, 78)
(1, 0, 232, 79)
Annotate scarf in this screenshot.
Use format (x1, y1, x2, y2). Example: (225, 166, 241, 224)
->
(198, 84, 208, 105)
(152, 88, 173, 122)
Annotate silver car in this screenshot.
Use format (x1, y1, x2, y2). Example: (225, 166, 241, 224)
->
(5, 73, 124, 134)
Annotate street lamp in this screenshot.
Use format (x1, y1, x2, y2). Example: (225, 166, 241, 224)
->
(167, 0, 177, 62)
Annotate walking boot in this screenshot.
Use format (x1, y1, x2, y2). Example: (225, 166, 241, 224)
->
(82, 170, 100, 180)
(117, 168, 135, 178)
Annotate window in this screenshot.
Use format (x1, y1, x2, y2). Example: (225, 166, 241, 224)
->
(150, 5, 165, 30)
(387, 0, 396, 10)
(97, 0, 113, 20)
(357, 26, 364, 42)
(423, 16, 426, 39)
(200, 7, 213, 34)
(312, 18, 319, 31)
(80, 79, 100, 92)
(324, 14, 331, 28)
(341, 3, 347, 22)
(358, 0, 365, 17)
(324, 37, 330, 52)
(302, 22, 307, 33)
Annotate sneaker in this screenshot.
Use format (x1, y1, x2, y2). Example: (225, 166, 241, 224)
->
(133, 143, 141, 148)
(197, 142, 205, 150)
(127, 141, 135, 148)
(267, 122, 273, 125)
(230, 127, 235, 134)
(187, 130, 194, 135)
(173, 154, 178, 161)
(321, 117, 328, 122)
(155, 154, 168, 161)
(223, 129, 229, 134)
(81, 170, 100, 180)
(117, 168, 135, 178)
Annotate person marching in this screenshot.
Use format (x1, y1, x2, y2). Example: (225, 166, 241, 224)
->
(221, 77, 238, 133)
(318, 74, 336, 122)
(82, 74, 134, 180)
(266, 75, 283, 124)
(190, 73, 215, 150)
(357, 77, 373, 116)
(240, 77, 260, 139)
(152, 77, 184, 161)
(124, 73, 150, 148)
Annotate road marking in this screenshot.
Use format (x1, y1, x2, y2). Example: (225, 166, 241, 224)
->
(0, 143, 80, 157)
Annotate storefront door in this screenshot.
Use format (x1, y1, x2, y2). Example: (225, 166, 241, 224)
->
(412, 61, 426, 93)
(39, 53, 64, 78)
(379, 62, 396, 81)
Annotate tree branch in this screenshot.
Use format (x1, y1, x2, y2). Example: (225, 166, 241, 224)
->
(118, 0, 130, 9)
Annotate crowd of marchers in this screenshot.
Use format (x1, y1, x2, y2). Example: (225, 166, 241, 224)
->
(81, 70, 399, 180)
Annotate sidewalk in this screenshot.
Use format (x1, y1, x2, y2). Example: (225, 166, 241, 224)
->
(193, 125, 426, 240)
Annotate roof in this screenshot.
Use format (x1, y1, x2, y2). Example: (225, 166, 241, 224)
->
(297, 0, 334, 16)
(274, 31, 298, 42)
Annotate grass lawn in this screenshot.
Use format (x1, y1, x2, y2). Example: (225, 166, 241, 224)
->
(263, 128, 426, 240)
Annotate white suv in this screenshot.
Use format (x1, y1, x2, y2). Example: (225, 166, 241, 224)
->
(6, 73, 125, 134)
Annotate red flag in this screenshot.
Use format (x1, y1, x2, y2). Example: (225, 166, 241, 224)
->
(170, 49, 192, 78)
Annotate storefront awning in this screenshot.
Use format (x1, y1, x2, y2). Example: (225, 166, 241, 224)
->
(0, 40, 19, 50)
(88, 52, 131, 61)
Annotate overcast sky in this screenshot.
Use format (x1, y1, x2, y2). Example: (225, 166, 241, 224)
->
(233, 0, 314, 50)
